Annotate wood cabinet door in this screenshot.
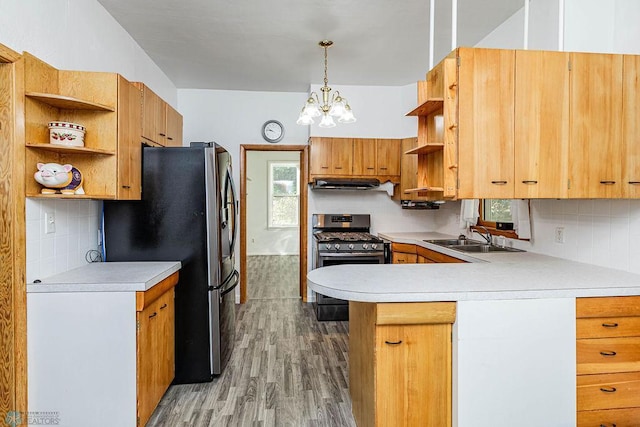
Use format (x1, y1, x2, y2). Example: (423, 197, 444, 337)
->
(376, 324, 451, 426)
(117, 76, 142, 200)
(165, 104, 183, 147)
(353, 138, 377, 175)
(158, 289, 175, 394)
(392, 252, 417, 264)
(623, 55, 640, 198)
(377, 139, 401, 176)
(457, 48, 515, 199)
(514, 50, 570, 198)
(137, 298, 160, 427)
(331, 138, 352, 175)
(141, 85, 166, 145)
(309, 137, 332, 175)
(569, 53, 623, 198)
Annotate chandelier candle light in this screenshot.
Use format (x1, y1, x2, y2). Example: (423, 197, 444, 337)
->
(297, 40, 356, 128)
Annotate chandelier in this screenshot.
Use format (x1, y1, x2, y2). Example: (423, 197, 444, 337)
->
(296, 40, 356, 128)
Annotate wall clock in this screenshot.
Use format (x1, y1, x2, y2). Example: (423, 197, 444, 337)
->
(261, 120, 284, 143)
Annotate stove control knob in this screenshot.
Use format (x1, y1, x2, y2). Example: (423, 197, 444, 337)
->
(362, 243, 368, 250)
(325, 244, 331, 250)
(334, 243, 341, 250)
(371, 243, 378, 250)
(348, 244, 355, 250)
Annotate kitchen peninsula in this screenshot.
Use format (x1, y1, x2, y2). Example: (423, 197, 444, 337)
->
(307, 232, 640, 427)
(27, 261, 181, 427)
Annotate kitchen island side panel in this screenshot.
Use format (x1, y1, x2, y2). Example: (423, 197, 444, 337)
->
(453, 298, 576, 427)
(27, 292, 137, 427)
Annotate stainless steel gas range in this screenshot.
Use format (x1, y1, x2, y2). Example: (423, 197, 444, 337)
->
(312, 213, 389, 321)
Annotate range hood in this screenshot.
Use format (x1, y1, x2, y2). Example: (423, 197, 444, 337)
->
(312, 177, 380, 190)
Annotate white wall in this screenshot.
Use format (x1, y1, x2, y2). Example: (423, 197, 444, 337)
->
(0, 0, 178, 282)
(246, 151, 300, 256)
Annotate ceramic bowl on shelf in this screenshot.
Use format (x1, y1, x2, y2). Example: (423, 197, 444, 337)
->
(48, 121, 85, 147)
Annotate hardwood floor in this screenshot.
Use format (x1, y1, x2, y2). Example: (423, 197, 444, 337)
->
(247, 255, 300, 300)
(147, 256, 356, 426)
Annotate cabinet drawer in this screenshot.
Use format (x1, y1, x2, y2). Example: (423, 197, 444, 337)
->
(577, 296, 640, 318)
(417, 246, 466, 263)
(391, 243, 417, 254)
(577, 317, 640, 339)
(376, 302, 456, 325)
(577, 338, 640, 375)
(577, 372, 640, 411)
(577, 407, 640, 427)
(392, 252, 417, 264)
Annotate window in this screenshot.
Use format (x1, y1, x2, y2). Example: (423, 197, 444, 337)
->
(477, 199, 520, 239)
(268, 161, 300, 228)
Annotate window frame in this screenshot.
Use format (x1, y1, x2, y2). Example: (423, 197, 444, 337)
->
(474, 199, 529, 240)
(267, 161, 300, 229)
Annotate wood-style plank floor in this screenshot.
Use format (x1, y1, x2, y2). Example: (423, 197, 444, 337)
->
(147, 255, 356, 426)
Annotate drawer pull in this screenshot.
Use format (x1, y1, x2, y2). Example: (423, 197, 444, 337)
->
(149, 312, 157, 319)
(600, 180, 616, 185)
(602, 322, 619, 328)
(629, 181, 640, 185)
(122, 185, 131, 189)
(160, 303, 168, 310)
(521, 180, 538, 184)
(600, 351, 617, 357)
(384, 340, 403, 345)
(599, 424, 617, 427)
(599, 387, 617, 393)
(491, 180, 508, 185)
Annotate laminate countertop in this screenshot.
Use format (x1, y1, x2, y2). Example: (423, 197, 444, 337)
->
(26, 261, 182, 293)
(306, 231, 640, 302)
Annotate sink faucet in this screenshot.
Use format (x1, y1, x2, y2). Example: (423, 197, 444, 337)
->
(475, 226, 492, 245)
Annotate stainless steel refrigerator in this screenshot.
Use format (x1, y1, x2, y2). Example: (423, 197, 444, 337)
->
(103, 142, 238, 383)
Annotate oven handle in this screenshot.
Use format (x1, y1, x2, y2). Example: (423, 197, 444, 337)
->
(317, 252, 385, 257)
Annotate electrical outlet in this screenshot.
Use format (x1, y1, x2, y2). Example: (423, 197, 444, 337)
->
(45, 211, 56, 234)
(554, 227, 565, 244)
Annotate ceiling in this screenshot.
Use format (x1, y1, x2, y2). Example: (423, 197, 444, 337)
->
(97, 0, 523, 92)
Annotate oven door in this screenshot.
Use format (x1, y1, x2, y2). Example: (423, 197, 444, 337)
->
(316, 252, 385, 268)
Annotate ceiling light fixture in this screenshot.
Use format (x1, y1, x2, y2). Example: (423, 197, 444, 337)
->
(296, 40, 356, 128)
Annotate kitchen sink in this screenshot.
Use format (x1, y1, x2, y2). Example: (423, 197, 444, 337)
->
(424, 238, 525, 254)
(423, 238, 485, 246)
(446, 244, 525, 253)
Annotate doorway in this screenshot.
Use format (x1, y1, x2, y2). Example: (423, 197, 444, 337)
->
(239, 145, 308, 303)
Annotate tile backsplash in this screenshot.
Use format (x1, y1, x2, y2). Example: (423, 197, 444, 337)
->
(26, 198, 101, 283)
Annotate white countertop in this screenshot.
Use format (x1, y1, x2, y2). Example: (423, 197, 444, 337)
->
(26, 261, 182, 293)
(307, 231, 640, 302)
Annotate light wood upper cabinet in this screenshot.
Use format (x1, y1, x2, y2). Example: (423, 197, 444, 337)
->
(117, 76, 142, 200)
(138, 83, 183, 147)
(624, 55, 640, 198)
(309, 137, 333, 175)
(331, 137, 352, 174)
(353, 138, 377, 176)
(309, 137, 351, 175)
(457, 47, 515, 199)
(165, 104, 183, 147)
(514, 50, 570, 199)
(377, 139, 401, 176)
(569, 53, 624, 198)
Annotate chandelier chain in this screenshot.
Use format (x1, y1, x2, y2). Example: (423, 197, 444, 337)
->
(323, 45, 329, 87)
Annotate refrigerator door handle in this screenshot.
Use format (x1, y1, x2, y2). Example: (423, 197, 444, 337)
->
(226, 166, 238, 254)
(220, 270, 239, 297)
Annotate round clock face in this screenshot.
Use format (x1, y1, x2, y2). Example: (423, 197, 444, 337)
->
(262, 120, 284, 143)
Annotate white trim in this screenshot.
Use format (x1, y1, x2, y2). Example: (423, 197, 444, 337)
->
(267, 161, 300, 228)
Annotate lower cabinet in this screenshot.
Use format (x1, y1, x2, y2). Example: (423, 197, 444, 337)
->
(392, 243, 466, 264)
(417, 246, 466, 264)
(576, 296, 640, 426)
(349, 301, 456, 427)
(137, 281, 176, 427)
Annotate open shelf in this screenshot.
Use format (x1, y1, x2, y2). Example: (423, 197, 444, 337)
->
(26, 92, 115, 111)
(406, 98, 444, 117)
(26, 193, 116, 199)
(26, 142, 116, 156)
(405, 186, 444, 193)
(405, 143, 444, 155)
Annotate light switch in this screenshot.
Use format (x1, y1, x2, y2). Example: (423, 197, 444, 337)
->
(45, 211, 56, 234)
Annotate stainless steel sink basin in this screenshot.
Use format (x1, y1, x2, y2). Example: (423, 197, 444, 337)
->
(447, 244, 525, 253)
(423, 238, 484, 246)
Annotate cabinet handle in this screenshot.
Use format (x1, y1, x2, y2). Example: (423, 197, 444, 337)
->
(159, 133, 166, 137)
(521, 180, 538, 184)
(149, 312, 157, 319)
(321, 166, 329, 169)
(160, 303, 168, 310)
(167, 137, 173, 141)
(629, 181, 640, 185)
(491, 180, 508, 185)
(335, 166, 343, 169)
(367, 167, 375, 170)
(599, 351, 617, 357)
(600, 180, 616, 185)
(599, 424, 617, 427)
(602, 322, 619, 328)
(121, 185, 131, 189)
(384, 340, 403, 345)
(600, 387, 617, 393)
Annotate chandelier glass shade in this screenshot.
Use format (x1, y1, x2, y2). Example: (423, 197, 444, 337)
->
(297, 40, 356, 128)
